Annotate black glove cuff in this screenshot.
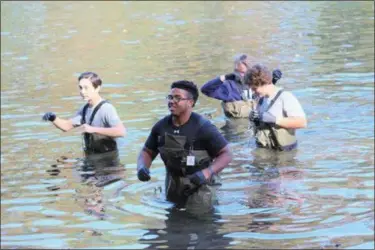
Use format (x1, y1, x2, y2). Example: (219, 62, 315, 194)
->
(49, 113, 56, 122)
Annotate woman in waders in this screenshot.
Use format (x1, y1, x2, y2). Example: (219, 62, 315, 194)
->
(244, 64, 307, 151)
(136, 80, 232, 212)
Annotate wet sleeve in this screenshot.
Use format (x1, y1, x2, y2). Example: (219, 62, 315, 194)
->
(104, 104, 122, 127)
(282, 91, 306, 118)
(199, 121, 228, 158)
(144, 123, 160, 154)
(71, 106, 84, 126)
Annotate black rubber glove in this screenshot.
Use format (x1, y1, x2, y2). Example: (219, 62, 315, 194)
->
(272, 69, 282, 85)
(42, 112, 56, 122)
(181, 177, 199, 196)
(260, 112, 277, 124)
(225, 73, 242, 83)
(250, 111, 277, 124)
(187, 170, 207, 186)
(137, 166, 150, 182)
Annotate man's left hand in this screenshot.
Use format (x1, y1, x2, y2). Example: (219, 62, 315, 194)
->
(187, 171, 207, 186)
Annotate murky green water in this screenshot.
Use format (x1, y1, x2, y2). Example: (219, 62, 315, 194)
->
(1, 1, 374, 249)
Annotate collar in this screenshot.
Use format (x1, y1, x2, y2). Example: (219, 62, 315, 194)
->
(89, 98, 104, 108)
(267, 86, 283, 100)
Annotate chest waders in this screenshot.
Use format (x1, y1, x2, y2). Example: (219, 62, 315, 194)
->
(81, 100, 117, 155)
(255, 90, 297, 151)
(222, 99, 255, 118)
(221, 80, 255, 118)
(158, 116, 220, 209)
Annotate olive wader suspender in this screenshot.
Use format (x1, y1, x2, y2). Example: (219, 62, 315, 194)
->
(81, 100, 108, 152)
(262, 90, 284, 151)
(183, 115, 208, 176)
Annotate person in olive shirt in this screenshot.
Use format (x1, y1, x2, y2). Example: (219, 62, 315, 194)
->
(136, 80, 232, 209)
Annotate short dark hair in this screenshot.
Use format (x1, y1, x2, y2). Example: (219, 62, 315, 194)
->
(243, 64, 272, 87)
(171, 80, 199, 107)
(78, 72, 102, 89)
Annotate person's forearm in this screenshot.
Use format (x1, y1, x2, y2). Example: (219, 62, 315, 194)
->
(92, 126, 125, 137)
(276, 117, 307, 129)
(202, 146, 232, 179)
(137, 148, 154, 171)
(52, 117, 74, 132)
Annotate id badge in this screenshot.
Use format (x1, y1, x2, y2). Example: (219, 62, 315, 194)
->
(187, 155, 195, 166)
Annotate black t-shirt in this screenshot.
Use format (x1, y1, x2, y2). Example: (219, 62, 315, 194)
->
(145, 112, 228, 159)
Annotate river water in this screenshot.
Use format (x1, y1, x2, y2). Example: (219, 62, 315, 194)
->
(1, 1, 374, 249)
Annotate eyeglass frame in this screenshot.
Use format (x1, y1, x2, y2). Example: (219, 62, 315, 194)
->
(166, 94, 192, 103)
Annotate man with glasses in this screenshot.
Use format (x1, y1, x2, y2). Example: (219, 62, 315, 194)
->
(136, 80, 232, 211)
(201, 53, 282, 118)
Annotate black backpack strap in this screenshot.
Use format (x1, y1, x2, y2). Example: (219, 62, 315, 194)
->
(258, 97, 264, 106)
(82, 100, 108, 153)
(186, 114, 209, 150)
(87, 100, 108, 125)
(266, 90, 283, 112)
(264, 90, 284, 151)
(81, 103, 90, 125)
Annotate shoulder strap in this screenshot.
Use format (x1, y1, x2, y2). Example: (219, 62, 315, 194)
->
(264, 90, 284, 151)
(258, 97, 264, 106)
(81, 103, 90, 124)
(82, 100, 108, 125)
(266, 90, 283, 112)
(186, 113, 209, 148)
(88, 100, 108, 125)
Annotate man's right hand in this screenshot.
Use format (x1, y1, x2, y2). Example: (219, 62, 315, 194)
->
(137, 166, 150, 181)
(224, 73, 241, 82)
(42, 112, 56, 122)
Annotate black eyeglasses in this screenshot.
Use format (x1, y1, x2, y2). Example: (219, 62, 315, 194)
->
(166, 95, 191, 103)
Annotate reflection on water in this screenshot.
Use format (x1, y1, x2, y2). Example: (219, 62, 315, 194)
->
(140, 208, 230, 249)
(1, 1, 374, 249)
